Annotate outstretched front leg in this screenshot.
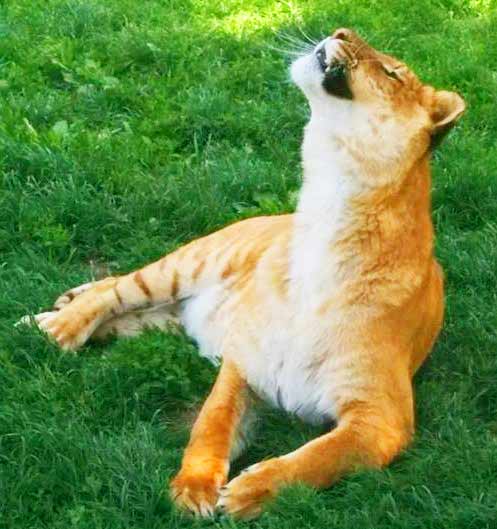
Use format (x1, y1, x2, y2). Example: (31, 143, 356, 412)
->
(217, 382, 414, 519)
(171, 359, 250, 517)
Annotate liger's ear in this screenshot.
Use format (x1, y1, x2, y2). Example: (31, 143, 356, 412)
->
(431, 90, 466, 136)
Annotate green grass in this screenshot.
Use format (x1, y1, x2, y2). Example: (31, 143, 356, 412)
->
(1, 0, 497, 527)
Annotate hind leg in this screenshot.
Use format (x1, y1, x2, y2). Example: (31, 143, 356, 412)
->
(92, 305, 180, 340)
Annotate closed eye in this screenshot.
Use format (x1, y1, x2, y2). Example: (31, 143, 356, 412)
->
(382, 65, 403, 82)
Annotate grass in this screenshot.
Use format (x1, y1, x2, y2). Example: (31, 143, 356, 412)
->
(1, 0, 497, 527)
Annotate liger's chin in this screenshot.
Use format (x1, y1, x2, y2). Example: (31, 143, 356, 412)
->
(290, 54, 325, 96)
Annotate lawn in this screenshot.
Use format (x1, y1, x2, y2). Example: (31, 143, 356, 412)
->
(1, 0, 497, 527)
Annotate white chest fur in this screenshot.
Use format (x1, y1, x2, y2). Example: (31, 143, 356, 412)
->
(290, 115, 363, 308)
(180, 115, 373, 424)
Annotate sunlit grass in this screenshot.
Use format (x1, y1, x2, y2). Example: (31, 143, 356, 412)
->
(201, 0, 304, 37)
(468, 0, 495, 14)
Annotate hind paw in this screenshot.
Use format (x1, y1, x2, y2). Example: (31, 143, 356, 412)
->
(170, 464, 227, 518)
(216, 459, 283, 519)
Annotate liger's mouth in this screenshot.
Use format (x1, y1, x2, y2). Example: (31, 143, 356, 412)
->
(315, 45, 347, 78)
(307, 37, 354, 100)
(316, 46, 352, 100)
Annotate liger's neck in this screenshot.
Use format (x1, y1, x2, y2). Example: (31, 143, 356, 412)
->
(289, 116, 434, 308)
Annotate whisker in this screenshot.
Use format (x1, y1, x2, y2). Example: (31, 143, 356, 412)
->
(270, 34, 316, 58)
(276, 31, 317, 49)
(278, 42, 308, 53)
(266, 44, 312, 57)
(275, 32, 303, 43)
(296, 26, 320, 47)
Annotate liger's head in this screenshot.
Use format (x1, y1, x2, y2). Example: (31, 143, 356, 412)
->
(291, 28, 465, 156)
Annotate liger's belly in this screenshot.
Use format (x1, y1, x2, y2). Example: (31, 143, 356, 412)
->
(240, 328, 339, 425)
(180, 283, 230, 363)
(180, 288, 339, 425)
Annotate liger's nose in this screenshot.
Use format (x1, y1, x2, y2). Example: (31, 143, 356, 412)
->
(316, 45, 327, 71)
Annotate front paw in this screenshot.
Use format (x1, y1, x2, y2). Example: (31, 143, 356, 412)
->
(216, 459, 285, 519)
(170, 464, 227, 518)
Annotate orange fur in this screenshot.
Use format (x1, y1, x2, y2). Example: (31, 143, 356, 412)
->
(21, 28, 465, 519)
